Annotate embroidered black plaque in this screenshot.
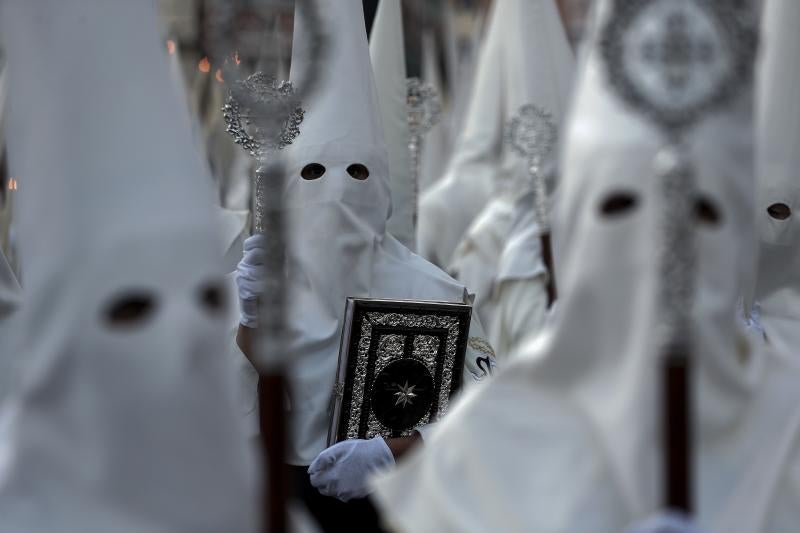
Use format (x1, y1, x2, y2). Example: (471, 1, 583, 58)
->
(328, 298, 472, 445)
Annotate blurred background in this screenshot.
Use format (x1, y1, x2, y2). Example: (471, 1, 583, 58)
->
(0, 0, 593, 279)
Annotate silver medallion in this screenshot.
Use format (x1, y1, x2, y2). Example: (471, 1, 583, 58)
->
(601, 0, 757, 137)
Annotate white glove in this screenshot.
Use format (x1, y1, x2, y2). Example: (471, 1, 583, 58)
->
(626, 512, 702, 533)
(744, 302, 765, 339)
(308, 437, 395, 502)
(235, 234, 267, 328)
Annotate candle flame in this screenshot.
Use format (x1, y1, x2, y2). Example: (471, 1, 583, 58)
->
(8, 178, 17, 191)
(198, 56, 211, 73)
(215, 69, 224, 83)
(166, 39, 176, 55)
(234, 50, 241, 65)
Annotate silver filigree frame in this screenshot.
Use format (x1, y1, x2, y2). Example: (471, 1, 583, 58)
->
(506, 104, 557, 164)
(406, 77, 442, 139)
(223, 73, 305, 159)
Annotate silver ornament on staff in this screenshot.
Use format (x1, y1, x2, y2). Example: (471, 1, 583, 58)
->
(601, 0, 757, 515)
(210, 2, 328, 532)
(506, 103, 558, 305)
(223, 73, 305, 234)
(406, 77, 442, 230)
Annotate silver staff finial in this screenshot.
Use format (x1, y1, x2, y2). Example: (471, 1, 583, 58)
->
(507, 104, 557, 169)
(506, 104, 557, 230)
(223, 73, 305, 235)
(407, 77, 441, 138)
(223, 73, 304, 160)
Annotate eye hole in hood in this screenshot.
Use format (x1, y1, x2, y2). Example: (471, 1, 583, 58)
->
(104, 292, 157, 328)
(347, 163, 370, 181)
(301, 163, 326, 181)
(599, 191, 639, 218)
(695, 195, 723, 227)
(198, 282, 227, 315)
(767, 202, 791, 221)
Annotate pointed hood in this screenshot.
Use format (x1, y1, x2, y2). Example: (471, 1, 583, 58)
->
(497, 0, 574, 192)
(279, 0, 470, 466)
(417, 0, 574, 267)
(0, 0, 257, 530)
(5, 3, 219, 289)
(285, 0, 389, 193)
(281, 0, 392, 319)
(419, 32, 451, 192)
(752, 0, 800, 359)
(370, 0, 415, 250)
(442, 1, 485, 138)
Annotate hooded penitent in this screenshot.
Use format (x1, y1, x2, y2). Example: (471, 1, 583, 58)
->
(369, 0, 415, 250)
(372, 1, 800, 532)
(278, 0, 495, 466)
(0, 1, 258, 531)
(751, 0, 800, 360)
(416, 0, 504, 268)
(446, 0, 574, 330)
(417, 0, 574, 270)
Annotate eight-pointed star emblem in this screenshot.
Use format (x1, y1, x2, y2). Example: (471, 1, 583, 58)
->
(393, 381, 418, 408)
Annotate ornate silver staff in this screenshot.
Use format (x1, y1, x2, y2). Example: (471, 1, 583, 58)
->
(209, 2, 328, 531)
(600, 0, 757, 514)
(406, 77, 442, 230)
(506, 104, 558, 306)
(224, 72, 303, 533)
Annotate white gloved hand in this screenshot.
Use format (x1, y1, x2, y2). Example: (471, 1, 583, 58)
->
(744, 301, 765, 339)
(308, 437, 395, 502)
(235, 234, 267, 328)
(626, 512, 702, 533)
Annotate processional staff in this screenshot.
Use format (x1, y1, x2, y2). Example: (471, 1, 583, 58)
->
(507, 104, 559, 307)
(599, 0, 757, 514)
(210, 2, 328, 531)
(223, 73, 303, 533)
